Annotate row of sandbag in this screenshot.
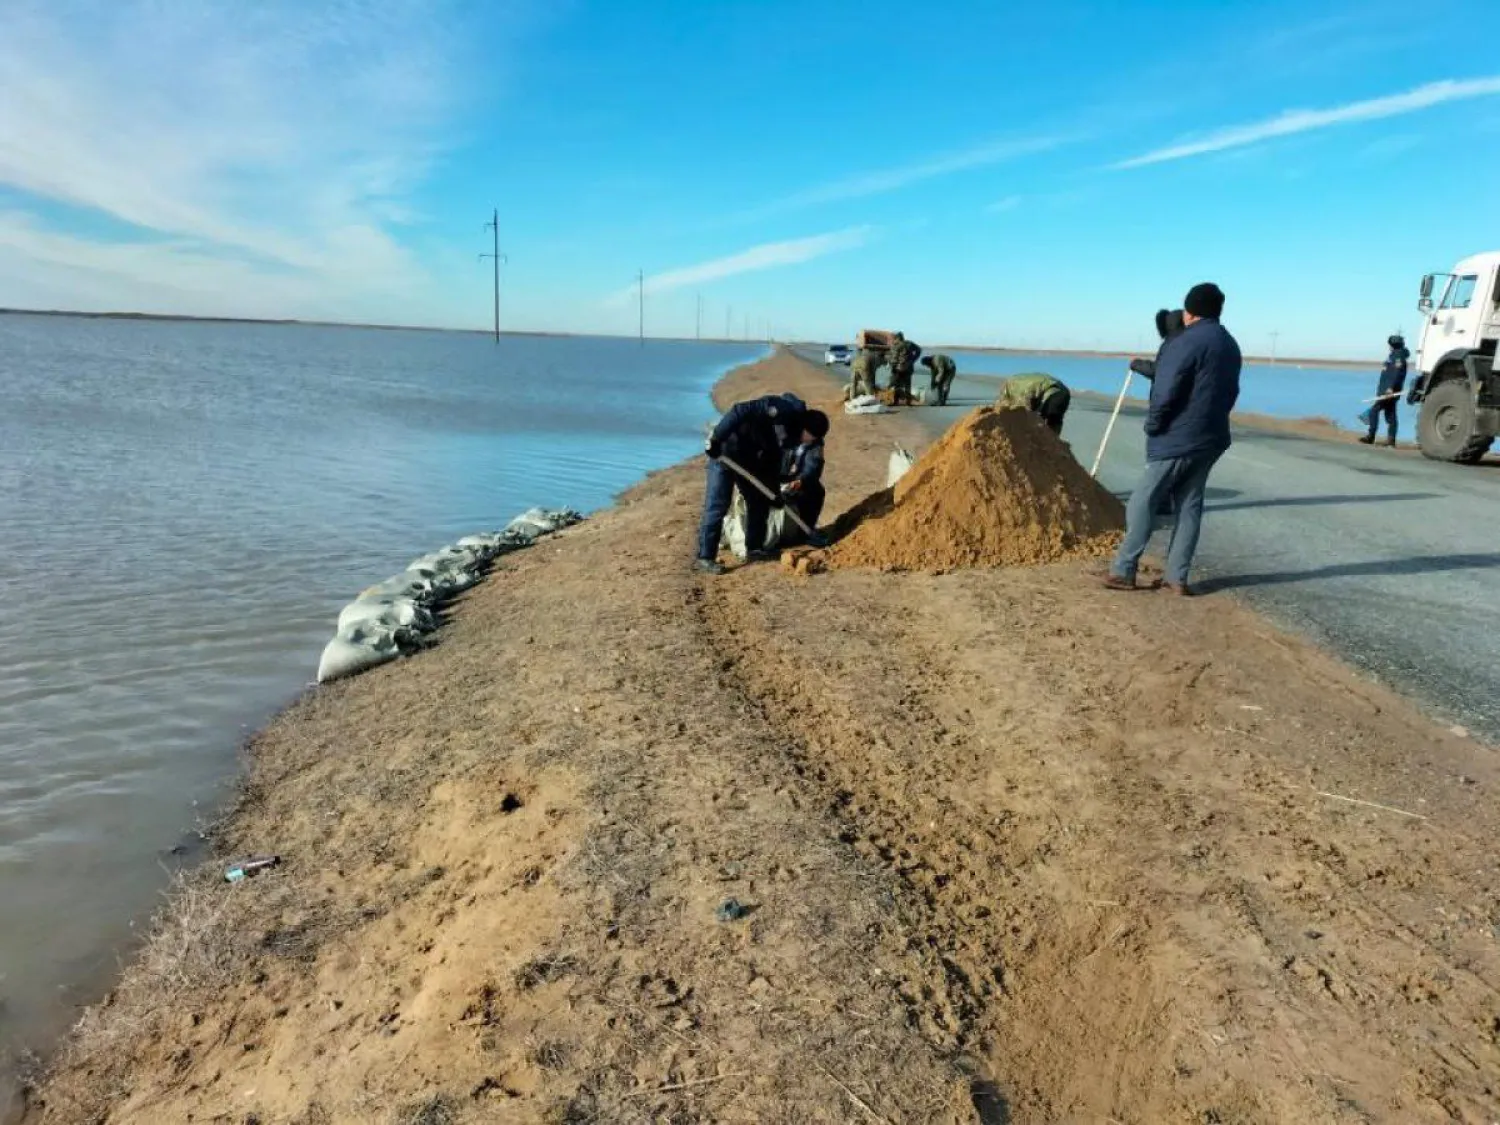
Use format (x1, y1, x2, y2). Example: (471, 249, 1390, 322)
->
(316, 507, 582, 683)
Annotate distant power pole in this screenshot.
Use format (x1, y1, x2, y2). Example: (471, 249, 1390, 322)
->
(480, 209, 505, 343)
(1269, 330, 1280, 366)
(726, 306, 732, 340)
(637, 269, 645, 347)
(696, 292, 703, 341)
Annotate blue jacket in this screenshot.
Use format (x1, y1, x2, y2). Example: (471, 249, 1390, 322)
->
(1144, 318, 1242, 461)
(1377, 347, 1410, 395)
(712, 393, 807, 474)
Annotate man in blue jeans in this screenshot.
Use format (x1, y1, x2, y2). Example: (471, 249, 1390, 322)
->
(1104, 282, 1241, 596)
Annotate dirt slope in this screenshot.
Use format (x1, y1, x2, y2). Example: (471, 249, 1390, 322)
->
(22, 350, 1500, 1125)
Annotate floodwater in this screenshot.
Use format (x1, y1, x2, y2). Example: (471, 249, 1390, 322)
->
(0, 313, 764, 1105)
(945, 348, 1376, 428)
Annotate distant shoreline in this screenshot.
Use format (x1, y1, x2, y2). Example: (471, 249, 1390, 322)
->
(0, 307, 1374, 368)
(938, 343, 1372, 372)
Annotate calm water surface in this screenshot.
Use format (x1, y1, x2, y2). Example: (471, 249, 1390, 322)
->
(0, 314, 763, 1100)
(946, 349, 1375, 427)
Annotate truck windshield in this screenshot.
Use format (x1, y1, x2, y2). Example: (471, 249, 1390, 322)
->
(1441, 274, 1479, 310)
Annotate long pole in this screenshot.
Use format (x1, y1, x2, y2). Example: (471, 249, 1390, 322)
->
(696, 292, 702, 341)
(480, 209, 504, 344)
(1269, 330, 1280, 366)
(726, 306, 732, 340)
(1091, 369, 1133, 478)
(637, 269, 644, 347)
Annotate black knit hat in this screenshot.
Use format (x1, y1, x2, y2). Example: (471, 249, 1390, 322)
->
(1184, 283, 1225, 319)
(802, 409, 830, 439)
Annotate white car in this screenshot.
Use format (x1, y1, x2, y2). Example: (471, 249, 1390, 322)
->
(824, 344, 852, 365)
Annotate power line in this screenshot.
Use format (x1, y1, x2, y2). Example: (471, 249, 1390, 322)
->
(479, 208, 505, 344)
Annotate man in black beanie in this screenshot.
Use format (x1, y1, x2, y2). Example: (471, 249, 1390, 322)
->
(1105, 282, 1241, 595)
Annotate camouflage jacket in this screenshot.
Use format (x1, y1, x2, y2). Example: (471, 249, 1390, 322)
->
(999, 373, 1066, 411)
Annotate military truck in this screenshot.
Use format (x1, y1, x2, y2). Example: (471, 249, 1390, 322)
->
(1409, 251, 1500, 461)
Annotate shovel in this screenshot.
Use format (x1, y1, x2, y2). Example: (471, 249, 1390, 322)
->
(717, 452, 830, 548)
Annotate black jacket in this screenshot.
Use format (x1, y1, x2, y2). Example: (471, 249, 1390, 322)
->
(1130, 309, 1186, 381)
(711, 393, 807, 477)
(1377, 347, 1410, 396)
(1145, 318, 1242, 461)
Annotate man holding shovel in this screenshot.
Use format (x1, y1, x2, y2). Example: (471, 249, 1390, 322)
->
(1359, 334, 1409, 447)
(696, 393, 830, 574)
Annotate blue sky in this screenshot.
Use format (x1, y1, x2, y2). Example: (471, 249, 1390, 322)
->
(4, 0, 1500, 357)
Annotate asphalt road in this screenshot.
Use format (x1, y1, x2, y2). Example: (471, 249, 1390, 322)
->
(799, 350, 1500, 742)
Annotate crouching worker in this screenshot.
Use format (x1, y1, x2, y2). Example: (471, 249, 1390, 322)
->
(696, 393, 829, 574)
(998, 372, 1072, 434)
(920, 353, 958, 405)
(780, 414, 830, 540)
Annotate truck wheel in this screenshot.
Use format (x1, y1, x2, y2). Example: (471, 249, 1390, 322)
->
(1417, 378, 1494, 463)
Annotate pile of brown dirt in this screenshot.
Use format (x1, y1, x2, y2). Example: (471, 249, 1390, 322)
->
(825, 405, 1125, 572)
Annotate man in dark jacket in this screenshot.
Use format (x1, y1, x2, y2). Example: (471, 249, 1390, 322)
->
(696, 393, 827, 573)
(1359, 335, 1409, 447)
(1105, 283, 1241, 596)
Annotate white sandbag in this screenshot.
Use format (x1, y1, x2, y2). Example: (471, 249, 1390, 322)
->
(456, 533, 507, 557)
(359, 572, 441, 601)
(720, 489, 789, 560)
(504, 507, 582, 542)
(845, 394, 891, 415)
(337, 596, 435, 634)
(886, 445, 915, 488)
(317, 622, 405, 683)
(320, 507, 583, 684)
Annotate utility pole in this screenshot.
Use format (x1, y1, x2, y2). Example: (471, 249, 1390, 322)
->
(726, 306, 732, 341)
(696, 293, 702, 341)
(637, 269, 645, 347)
(1269, 330, 1280, 366)
(479, 209, 505, 344)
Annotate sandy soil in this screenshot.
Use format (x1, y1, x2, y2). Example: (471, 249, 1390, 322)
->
(20, 350, 1500, 1124)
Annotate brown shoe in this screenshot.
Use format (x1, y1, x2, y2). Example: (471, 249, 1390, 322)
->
(1162, 582, 1194, 597)
(1101, 573, 1140, 591)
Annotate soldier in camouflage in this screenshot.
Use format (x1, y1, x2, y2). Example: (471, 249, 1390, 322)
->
(850, 348, 883, 398)
(998, 373, 1072, 434)
(888, 332, 922, 404)
(920, 353, 957, 406)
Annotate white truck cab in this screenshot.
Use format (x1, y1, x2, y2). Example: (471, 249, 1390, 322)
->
(1411, 251, 1500, 461)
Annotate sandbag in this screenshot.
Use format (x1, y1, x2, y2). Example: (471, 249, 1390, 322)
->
(845, 394, 892, 416)
(887, 445, 915, 488)
(720, 489, 789, 559)
(317, 622, 406, 682)
(505, 507, 582, 543)
(317, 507, 585, 683)
(337, 596, 435, 634)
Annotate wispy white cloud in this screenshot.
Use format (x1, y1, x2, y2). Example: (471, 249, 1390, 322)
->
(1114, 76, 1500, 169)
(734, 134, 1073, 223)
(0, 0, 504, 318)
(984, 196, 1022, 214)
(608, 227, 873, 304)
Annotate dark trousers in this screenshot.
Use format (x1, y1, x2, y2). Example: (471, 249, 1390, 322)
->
(1111, 450, 1223, 585)
(1366, 398, 1397, 441)
(789, 482, 825, 534)
(697, 459, 770, 559)
(1040, 387, 1071, 434)
(932, 373, 955, 405)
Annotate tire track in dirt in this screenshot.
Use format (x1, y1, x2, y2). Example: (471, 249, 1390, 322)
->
(700, 555, 1500, 1124)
